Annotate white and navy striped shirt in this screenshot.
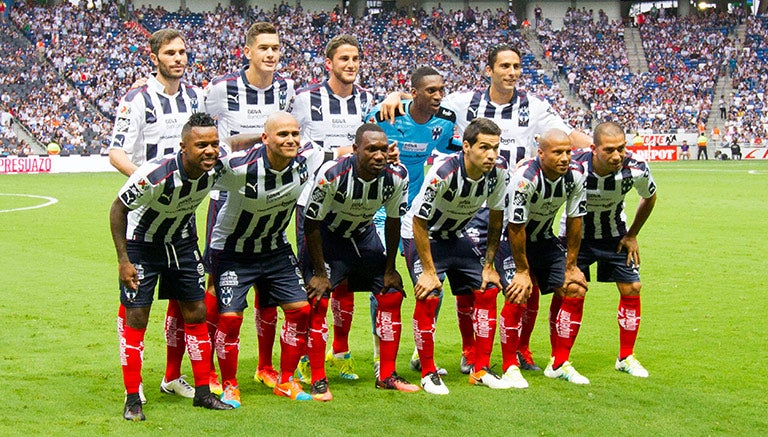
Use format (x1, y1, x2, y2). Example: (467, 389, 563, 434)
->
(205, 68, 296, 137)
(109, 76, 205, 165)
(118, 152, 224, 244)
(403, 152, 508, 240)
(305, 155, 408, 238)
(291, 81, 373, 150)
(210, 142, 324, 253)
(563, 150, 656, 240)
(508, 157, 587, 243)
(444, 89, 572, 165)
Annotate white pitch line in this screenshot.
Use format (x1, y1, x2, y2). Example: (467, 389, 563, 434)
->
(0, 193, 59, 213)
(654, 168, 767, 174)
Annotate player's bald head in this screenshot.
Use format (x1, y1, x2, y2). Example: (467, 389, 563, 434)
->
(537, 128, 570, 151)
(593, 122, 625, 147)
(263, 111, 298, 133)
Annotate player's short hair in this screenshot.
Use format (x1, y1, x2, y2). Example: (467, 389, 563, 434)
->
(325, 34, 359, 59)
(487, 44, 522, 68)
(355, 123, 385, 146)
(411, 66, 442, 89)
(594, 121, 625, 146)
(463, 118, 501, 146)
(245, 22, 278, 47)
(149, 28, 185, 56)
(181, 112, 217, 141)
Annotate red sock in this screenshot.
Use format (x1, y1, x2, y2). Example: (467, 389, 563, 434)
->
(204, 292, 219, 382)
(455, 294, 475, 364)
(413, 298, 439, 377)
(117, 304, 126, 338)
(375, 292, 403, 379)
(548, 293, 563, 351)
(254, 293, 277, 371)
(215, 314, 243, 387)
(499, 302, 524, 371)
(279, 305, 310, 383)
(472, 288, 498, 370)
(618, 295, 641, 359)
(308, 297, 329, 382)
(330, 282, 354, 354)
(164, 300, 185, 382)
(518, 284, 539, 353)
(552, 297, 584, 368)
(121, 324, 146, 394)
(185, 322, 212, 388)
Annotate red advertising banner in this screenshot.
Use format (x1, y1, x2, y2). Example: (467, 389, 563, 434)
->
(0, 156, 52, 174)
(627, 146, 678, 161)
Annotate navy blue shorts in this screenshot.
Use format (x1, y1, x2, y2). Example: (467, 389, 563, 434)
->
(494, 236, 516, 289)
(526, 238, 566, 294)
(120, 238, 206, 308)
(402, 234, 484, 296)
(578, 237, 641, 283)
(300, 223, 388, 295)
(207, 245, 306, 312)
(202, 194, 227, 273)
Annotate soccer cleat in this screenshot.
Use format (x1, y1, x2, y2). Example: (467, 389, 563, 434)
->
(460, 354, 473, 374)
(325, 350, 359, 380)
(160, 375, 195, 398)
(296, 356, 312, 384)
(544, 358, 590, 385)
(410, 349, 448, 375)
(616, 355, 649, 378)
(517, 350, 542, 371)
(209, 378, 223, 396)
(123, 395, 145, 421)
(193, 392, 235, 410)
(502, 365, 530, 389)
(376, 372, 421, 392)
(220, 383, 241, 408)
(254, 367, 279, 389)
(310, 378, 333, 402)
(373, 358, 380, 380)
(420, 371, 449, 395)
(124, 382, 147, 405)
(469, 367, 514, 389)
(274, 378, 313, 401)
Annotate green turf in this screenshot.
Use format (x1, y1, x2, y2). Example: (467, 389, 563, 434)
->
(1, 161, 766, 435)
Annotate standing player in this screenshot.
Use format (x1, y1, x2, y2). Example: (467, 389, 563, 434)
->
(109, 28, 207, 402)
(567, 121, 657, 377)
(505, 128, 590, 386)
(110, 113, 234, 421)
(208, 112, 324, 406)
(381, 44, 592, 372)
(205, 21, 296, 390)
(365, 66, 460, 376)
(301, 124, 418, 400)
(291, 34, 374, 381)
(407, 118, 511, 395)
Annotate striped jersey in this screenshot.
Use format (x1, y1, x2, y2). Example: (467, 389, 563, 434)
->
(118, 152, 224, 244)
(291, 81, 373, 150)
(508, 157, 587, 242)
(443, 89, 572, 165)
(403, 152, 508, 240)
(305, 155, 408, 238)
(205, 68, 296, 137)
(366, 100, 461, 203)
(109, 75, 205, 165)
(563, 149, 657, 240)
(209, 142, 324, 253)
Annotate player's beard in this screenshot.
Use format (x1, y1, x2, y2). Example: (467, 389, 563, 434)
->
(158, 61, 185, 81)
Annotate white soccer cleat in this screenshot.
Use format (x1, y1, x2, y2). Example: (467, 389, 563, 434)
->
(160, 375, 195, 398)
(615, 355, 649, 378)
(421, 372, 450, 395)
(502, 365, 529, 389)
(469, 367, 514, 389)
(544, 358, 590, 385)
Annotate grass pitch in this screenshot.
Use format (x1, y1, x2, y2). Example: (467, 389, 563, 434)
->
(1, 160, 766, 435)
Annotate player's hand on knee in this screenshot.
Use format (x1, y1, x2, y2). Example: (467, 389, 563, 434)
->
(306, 275, 331, 306)
(504, 271, 532, 303)
(119, 260, 140, 291)
(414, 272, 442, 300)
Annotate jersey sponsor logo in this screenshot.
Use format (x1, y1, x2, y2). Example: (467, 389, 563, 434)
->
(423, 185, 437, 202)
(577, 200, 587, 215)
(115, 117, 131, 133)
(418, 203, 432, 217)
(196, 263, 205, 276)
(306, 202, 320, 219)
(398, 202, 407, 216)
(227, 94, 239, 104)
(402, 142, 427, 152)
(513, 191, 527, 206)
(512, 207, 525, 222)
(119, 179, 147, 205)
(111, 133, 126, 149)
(311, 105, 322, 115)
(648, 181, 657, 195)
(431, 127, 443, 140)
(119, 104, 131, 115)
(219, 270, 238, 287)
(311, 186, 326, 203)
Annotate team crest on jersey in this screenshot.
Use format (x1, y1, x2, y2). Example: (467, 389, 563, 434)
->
(279, 89, 288, 110)
(382, 183, 395, 200)
(191, 98, 199, 112)
(298, 161, 309, 184)
(423, 185, 437, 203)
(565, 179, 576, 195)
(621, 178, 634, 195)
(432, 127, 443, 140)
(220, 287, 233, 306)
(518, 105, 529, 127)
